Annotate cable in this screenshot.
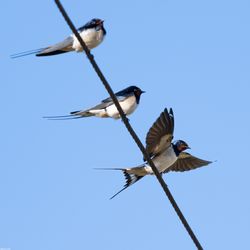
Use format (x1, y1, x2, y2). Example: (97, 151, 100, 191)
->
(54, 1, 203, 249)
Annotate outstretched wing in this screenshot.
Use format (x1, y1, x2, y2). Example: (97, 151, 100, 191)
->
(145, 108, 174, 158)
(165, 152, 212, 173)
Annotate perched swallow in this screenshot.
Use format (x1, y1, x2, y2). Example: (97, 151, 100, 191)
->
(11, 18, 106, 58)
(44, 86, 145, 120)
(98, 108, 212, 199)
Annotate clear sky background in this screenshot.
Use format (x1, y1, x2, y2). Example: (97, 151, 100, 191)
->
(1, 0, 250, 249)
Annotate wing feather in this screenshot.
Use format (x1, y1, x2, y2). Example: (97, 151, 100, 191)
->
(36, 36, 74, 56)
(165, 152, 212, 173)
(145, 108, 174, 158)
(101, 95, 129, 103)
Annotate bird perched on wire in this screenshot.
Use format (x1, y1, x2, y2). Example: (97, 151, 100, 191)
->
(44, 86, 145, 120)
(11, 18, 106, 58)
(97, 108, 212, 199)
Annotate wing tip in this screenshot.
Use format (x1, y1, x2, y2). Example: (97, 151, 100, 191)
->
(36, 50, 68, 57)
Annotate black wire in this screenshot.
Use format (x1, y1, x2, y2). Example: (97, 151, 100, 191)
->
(54, 1, 203, 249)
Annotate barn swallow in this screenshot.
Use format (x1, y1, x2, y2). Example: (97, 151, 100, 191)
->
(11, 18, 106, 58)
(44, 86, 145, 120)
(98, 108, 212, 199)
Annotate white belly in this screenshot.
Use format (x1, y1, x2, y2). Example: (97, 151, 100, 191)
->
(72, 28, 104, 51)
(106, 96, 137, 119)
(145, 146, 178, 174)
(88, 109, 107, 117)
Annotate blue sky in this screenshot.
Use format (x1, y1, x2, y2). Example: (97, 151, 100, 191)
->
(1, 0, 250, 249)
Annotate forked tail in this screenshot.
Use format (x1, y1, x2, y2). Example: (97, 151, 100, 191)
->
(94, 168, 144, 199)
(10, 48, 46, 58)
(43, 114, 84, 120)
(43, 110, 93, 120)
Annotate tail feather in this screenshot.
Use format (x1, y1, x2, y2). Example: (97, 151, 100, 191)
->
(10, 48, 46, 58)
(43, 115, 84, 120)
(11, 46, 70, 58)
(110, 171, 143, 199)
(43, 110, 94, 120)
(94, 168, 143, 199)
(93, 168, 125, 170)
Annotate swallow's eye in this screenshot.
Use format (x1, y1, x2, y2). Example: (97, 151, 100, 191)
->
(134, 89, 140, 95)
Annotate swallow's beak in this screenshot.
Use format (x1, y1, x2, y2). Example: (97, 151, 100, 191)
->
(98, 19, 104, 25)
(187, 146, 191, 149)
(141, 90, 146, 94)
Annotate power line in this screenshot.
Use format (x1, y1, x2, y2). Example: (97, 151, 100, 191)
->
(54, 1, 203, 249)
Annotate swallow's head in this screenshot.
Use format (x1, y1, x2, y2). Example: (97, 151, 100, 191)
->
(124, 85, 144, 96)
(174, 140, 190, 152)
(85, 18, 104, 29)
(127, 86, 145, 104)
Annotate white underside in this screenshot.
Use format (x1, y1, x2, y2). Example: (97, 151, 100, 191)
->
(72, 28, 104, 51)
(144, 146, 178, 174)
(106, 96, 138, 119)
(88, 109, 106, 117)
(88, 95, 138, 119)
